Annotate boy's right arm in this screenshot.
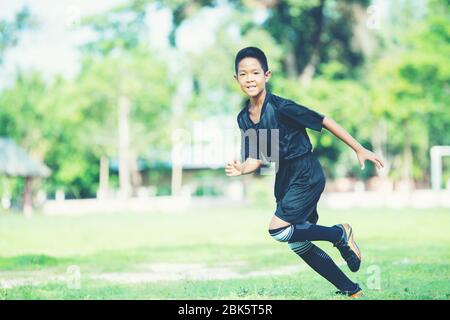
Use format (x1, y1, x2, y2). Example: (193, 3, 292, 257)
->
(240, 158, 263, 175)
(233, 117, 262, 176)
(225, 158, 262, 176)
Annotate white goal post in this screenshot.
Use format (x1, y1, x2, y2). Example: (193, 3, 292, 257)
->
(430, 146, 450, 191)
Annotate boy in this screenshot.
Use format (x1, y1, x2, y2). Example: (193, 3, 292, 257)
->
(225, 47, 384, 298)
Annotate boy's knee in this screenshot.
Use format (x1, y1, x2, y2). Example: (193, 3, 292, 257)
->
(268, 225, 294, 242)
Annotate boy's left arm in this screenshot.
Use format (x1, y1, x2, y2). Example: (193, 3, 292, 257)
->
(322, 116, 384, 170)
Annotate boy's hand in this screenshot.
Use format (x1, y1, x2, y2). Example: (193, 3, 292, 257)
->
(225, 160, 243, 176)
(356, 148, 384, 170)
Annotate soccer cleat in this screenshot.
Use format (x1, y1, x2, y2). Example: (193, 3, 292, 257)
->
(335, 284, 364, 299)
(333, 223, 362, 272)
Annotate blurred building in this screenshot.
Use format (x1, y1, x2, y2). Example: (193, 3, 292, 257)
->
(0, 138, 51, 215)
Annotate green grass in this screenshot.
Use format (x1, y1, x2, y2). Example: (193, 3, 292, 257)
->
(0, 206, 449, 300)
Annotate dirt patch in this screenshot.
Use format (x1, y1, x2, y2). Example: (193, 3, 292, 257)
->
(1, 260, 342, 288)
(90, 262, 305, 284)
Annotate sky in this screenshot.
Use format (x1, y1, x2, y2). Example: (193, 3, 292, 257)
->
(0, 0, 237, 88)
(0, 0, 412, 89)
(1, 0, 125, 85)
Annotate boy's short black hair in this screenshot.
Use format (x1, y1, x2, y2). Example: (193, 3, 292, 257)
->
(234, 46, 269, 75)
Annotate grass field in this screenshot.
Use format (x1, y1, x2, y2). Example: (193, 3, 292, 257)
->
(0, 206, 449, 300)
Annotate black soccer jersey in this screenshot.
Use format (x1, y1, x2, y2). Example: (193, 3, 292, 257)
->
(236, 90, 327, 224)
(237, 91, 325, 164)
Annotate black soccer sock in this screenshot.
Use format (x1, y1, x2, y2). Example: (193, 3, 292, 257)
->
(269, 223, 342, 243)
(289, 224, 342, 243)
(291, 242, 357, 292)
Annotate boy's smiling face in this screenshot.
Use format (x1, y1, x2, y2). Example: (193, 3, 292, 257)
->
(234, 57, 271, 98)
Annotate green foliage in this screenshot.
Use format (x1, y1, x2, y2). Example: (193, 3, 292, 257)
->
(364, 1, 449, 181)
(1, 0, 448, 199)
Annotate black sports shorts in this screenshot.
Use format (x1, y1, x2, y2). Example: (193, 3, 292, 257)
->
(274, 150, 326, 225)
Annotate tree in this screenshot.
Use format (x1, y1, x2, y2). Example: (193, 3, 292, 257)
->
(226, 0, 371, 84)
(366, 0, 449, 188)
(78, 2, 177, 198)
(0, 6, 35, 64)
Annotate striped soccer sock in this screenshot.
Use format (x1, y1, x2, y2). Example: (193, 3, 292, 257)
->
(289, 242, 358, 292)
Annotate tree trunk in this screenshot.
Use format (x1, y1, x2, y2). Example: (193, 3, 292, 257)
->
(275, 0, 298, 79)
(402, 125, 414, 191)
(118, 95, 131, 199)
(370, 120, 390, 178)
(171, 163, 182, 197)
(130, 151, 143, 196)
(171, 141, 183, 197)
(98, 156, 109, 199)
(23, 176, 33, 217)
(299, 0, 325, 85)
(284, 47, 298, 79)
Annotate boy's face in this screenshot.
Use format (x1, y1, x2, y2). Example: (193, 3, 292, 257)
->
(234, 57, 271, 98)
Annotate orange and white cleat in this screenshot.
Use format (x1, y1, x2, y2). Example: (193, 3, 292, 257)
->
(336, 284, 364, 299)
(333, 223, 362, 272)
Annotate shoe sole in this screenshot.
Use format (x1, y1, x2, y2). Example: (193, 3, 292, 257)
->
(342, 224, 362, 261)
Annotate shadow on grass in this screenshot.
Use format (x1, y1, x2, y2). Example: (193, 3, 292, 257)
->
(0, 243, 287, 273)
(0, 254, 67, 270)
